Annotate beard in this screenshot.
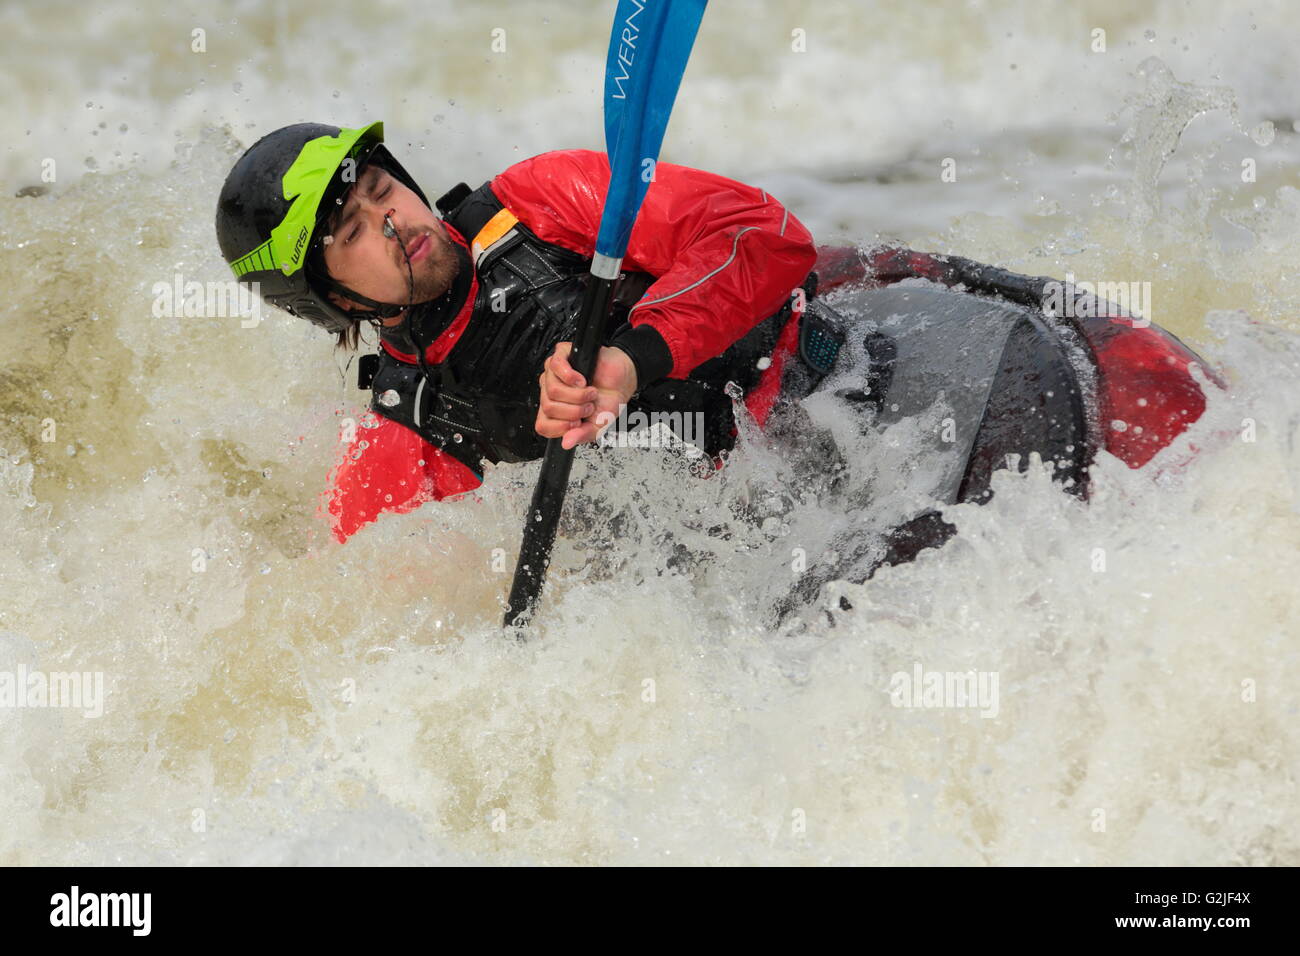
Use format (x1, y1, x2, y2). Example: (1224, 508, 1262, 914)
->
(404, 224, 463, 303)
(375, 231, 472, 353)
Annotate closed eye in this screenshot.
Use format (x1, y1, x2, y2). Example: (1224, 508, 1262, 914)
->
(339, 172, 391, 244)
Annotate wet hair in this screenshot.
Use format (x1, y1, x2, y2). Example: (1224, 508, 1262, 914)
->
(333, 319, 364, 352)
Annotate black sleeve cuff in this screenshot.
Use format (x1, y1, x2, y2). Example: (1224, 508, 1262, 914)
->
(610, 323, 674, 391)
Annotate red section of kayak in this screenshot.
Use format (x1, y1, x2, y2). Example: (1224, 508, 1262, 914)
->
(1073, 316, 1221, 468)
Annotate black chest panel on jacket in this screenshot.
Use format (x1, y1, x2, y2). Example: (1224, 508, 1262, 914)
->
(365, 180, 809, 476)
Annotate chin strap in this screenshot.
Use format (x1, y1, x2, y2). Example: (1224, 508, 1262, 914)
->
(316, 276, 408, 321)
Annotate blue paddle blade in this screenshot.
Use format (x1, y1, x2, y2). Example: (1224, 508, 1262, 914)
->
(596, 0, 708, 260)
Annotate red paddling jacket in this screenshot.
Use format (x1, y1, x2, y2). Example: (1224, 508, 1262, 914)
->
(324, 149, 817, 542)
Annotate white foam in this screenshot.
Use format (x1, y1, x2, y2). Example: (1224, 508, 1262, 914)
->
(1, 0, 1297, 866)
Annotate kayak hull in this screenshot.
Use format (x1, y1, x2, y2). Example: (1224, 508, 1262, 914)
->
(767, 245, 1220, 615)
(813, 245, 1218, 471)
(810, 282, 1095, 507)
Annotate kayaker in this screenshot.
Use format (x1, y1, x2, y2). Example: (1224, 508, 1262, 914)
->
(215, 121, 822, 541)
(215, 121, 1217, 579)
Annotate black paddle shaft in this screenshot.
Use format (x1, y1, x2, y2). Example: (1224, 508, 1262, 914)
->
(504, 272, 617, 628)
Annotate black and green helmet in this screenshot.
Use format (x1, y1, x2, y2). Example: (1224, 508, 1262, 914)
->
(215, 121, 431, 332)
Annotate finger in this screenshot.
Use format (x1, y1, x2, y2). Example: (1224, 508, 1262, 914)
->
(535, 410, 576, 439)
(545, 352, 584, 389)
(547, 344, 585, 388)
(561, 421, 600, 450)
(539, 397, 596, 422)
(544, 357, 585, 392)
(542, 379, 598, 407)
(559, 396, 622, 448)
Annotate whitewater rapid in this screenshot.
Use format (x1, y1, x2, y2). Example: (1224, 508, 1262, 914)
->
(1, 0, 1297, 865)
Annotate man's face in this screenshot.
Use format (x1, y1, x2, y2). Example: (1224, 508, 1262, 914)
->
(320, 163, 460, 324)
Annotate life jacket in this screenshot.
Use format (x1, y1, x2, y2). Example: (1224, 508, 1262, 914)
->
(363, 180, 813, 476)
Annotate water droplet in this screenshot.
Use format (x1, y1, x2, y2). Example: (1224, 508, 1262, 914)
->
(84, 156, 98, 170)
(453, 433, 463, 443)
(259, 563, 271, 574)
(1249, 121, 1275, 147)
(1143, 29, 1156, 41)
